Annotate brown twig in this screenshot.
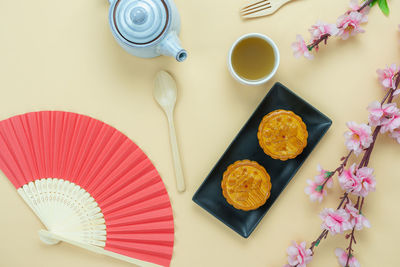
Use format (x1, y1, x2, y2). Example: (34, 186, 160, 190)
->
(307, 34, 331, 51)
(357, 0, 374, 13)
(320, 151, 353, 191)
(344, 197, 365, 267)
(310, 230, 329, 253)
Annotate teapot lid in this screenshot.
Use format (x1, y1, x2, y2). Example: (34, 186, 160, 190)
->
(113, 0, 169, 45)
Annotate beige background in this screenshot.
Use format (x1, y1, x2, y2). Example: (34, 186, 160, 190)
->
(0, 0, 399, 266)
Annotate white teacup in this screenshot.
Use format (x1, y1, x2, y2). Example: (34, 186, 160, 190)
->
(228, 33, 280, 86)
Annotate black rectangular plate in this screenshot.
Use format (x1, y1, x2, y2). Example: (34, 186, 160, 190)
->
(192, 82, 332, 238)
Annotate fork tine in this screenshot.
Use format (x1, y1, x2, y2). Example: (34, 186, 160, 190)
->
(241, 2, 271, 14)
(241, 0, 269, 12)
(241, 0, 267, 11)
(241, 6, 272, 18)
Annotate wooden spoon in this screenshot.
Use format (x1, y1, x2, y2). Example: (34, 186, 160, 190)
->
(154, 71, 185, 193)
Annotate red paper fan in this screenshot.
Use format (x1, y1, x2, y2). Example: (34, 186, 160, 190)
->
(0, 111, 174, 267)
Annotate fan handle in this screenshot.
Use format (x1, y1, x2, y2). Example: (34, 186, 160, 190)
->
(38, 230, 163, 267)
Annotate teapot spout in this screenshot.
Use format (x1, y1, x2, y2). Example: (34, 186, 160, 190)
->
(158, 32, 187, 62)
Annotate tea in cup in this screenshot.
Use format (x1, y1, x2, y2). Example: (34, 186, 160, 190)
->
(228, 33, 280, 85)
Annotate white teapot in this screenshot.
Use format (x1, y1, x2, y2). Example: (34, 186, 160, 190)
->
(108, 0, 187, 62)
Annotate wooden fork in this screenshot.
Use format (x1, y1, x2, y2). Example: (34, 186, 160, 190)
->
(241, 0, 293, 19)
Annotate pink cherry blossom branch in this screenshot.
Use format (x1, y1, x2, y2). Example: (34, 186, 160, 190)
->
(308, 85, 397, 258)
(341, 76, 400, 267)
(285, 66, 400, 267)
(293, 0, 375, 60)
(306, 0, 373, 52)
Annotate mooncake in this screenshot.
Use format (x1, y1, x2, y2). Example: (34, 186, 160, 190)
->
(257, 109, 308, 161)
(221, 160, 271, 211)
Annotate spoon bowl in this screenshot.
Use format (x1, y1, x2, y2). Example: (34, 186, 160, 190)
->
(154, 71, 178, 112)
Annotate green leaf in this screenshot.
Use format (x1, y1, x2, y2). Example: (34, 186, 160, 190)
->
(316, 185, 323, 192)
(369, 0, 378, 7)
(378, 0, 390, 15)
(315, 240, 320, 247)
(324, 171, 333, 179)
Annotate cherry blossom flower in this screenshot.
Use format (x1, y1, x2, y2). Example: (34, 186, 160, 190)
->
(339, 164, 361, 194)
(337, 11, 368, 40)
(305, 165, 333, 202)
(305, 179, 327, 203)
(377, 64, 399, 89)
(368, 101, 400, 129)
(356, 167, 376, 197)
(316, 165, 333, 187)
(283, 241, 313, 267)
(320, 208, 352, 235)
(335, 248, 360, 267)
(381, 112, 400, 133)
(292, 35, 313, 59)
(368, 101, 400, 133)
(344, 122, 373, 156)
(308, 21, 339, 44)
(339, 164, 376, 197)
(345, 203, 371, 230)
(390, 128, 400, 144)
